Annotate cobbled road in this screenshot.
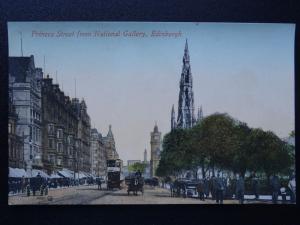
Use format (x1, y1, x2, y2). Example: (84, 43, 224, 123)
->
(9, 184, 285, 204)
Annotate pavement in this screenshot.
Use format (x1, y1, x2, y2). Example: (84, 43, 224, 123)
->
(8, 184, 295, 205)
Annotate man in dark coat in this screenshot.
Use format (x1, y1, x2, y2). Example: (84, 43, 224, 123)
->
(236, 174, 245, 204)
(215, 173, 225, 204)
(197, 180, 205, 201)
(97, 178, 102, 190)
(270, 175, 280, 204)
(203, 177, 210, 199)
(251, 172, 259, 200)
(210, 176, 216, 200)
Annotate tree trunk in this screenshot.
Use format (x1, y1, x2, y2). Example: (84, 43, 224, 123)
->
(212, 165, 215, 177)
(201, 165, 205, 179)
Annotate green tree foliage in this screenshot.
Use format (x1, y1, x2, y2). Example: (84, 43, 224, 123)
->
(128, 162, 147, 173)
(156, 128, 190, 177)
(157, 113, 293, 178)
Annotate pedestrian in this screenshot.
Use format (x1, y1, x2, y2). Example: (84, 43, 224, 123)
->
(280, 186, 287, 204)
(21, 176, 26, 193)
(215, 173, 224, 204)
(210, 175, 216, 200)
(197, 180, 205, 201)
(235, 173, 245, 204)
(251, 172, 259, 200)
(288, 174, 296, 203)
(97, 178, 102, 190)
(203, 177, 209, 199)
(26, 179, 31, 197)
(270, 174, 280, 204)
(170, 182, 174, 197)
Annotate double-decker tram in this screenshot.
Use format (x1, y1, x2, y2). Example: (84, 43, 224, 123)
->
(106, 159, 123, 190)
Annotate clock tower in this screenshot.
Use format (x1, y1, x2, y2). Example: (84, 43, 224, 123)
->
(150, 122, 161, 177)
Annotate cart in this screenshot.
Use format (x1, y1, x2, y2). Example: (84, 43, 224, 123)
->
(126, 176, 144, 196)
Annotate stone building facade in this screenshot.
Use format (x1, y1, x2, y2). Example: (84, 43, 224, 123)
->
(150, 123, 161, 177)
(8, 91, 24, 169)
(103, 125, 119, 160)
(9, 56, 43, 171)
(90, 128, 107, 176)
(72, 98, 91, 173)
(41, 75, 78, 174)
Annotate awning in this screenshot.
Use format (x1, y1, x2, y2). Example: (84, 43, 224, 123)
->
(75, 172, 87, 179)
(9, 167, 28, 178)
(29, 169, 50, 178)
(57, 169, 74, 178)
(50, 173, 61, 178)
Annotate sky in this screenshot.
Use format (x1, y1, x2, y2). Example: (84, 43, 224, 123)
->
(8, 22, 295, 164)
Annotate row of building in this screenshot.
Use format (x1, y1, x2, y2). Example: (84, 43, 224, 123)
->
(8, 55, 119, 177)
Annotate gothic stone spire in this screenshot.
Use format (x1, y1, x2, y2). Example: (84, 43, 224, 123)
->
(197, 105, 203, 122)
(171, 104, 176, 130)
(177, 39, 195, 129)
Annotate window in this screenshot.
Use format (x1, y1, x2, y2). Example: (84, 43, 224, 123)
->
(68, 135, 73, 145)
(33, 127, 36, 142)
(48, 139, 54, 149)
(48, 124, 54, 135)
(49, 155, 55, 164)
(29, 126, 32, 141)
(57, 142, 63, 153)
(8, 123, 12, 134)
(57, 129, 63, 139)
(57, 158, 62, 166)
(35, 128, 40, 141)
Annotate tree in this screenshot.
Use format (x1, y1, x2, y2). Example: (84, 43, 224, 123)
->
(289, 130, 295, 138)
(128, 162, 147, 174)
(248, 129, 293, 177)
(198, 113, 238, 175)
(156, 128, 191, 178)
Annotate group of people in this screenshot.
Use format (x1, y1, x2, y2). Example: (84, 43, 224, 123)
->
(169, 172, 296, 204)
(9, 173, 101, 196)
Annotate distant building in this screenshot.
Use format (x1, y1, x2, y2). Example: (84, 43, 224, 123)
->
(9, 55, 43, 171)
(90, 128, 107, 176)
(283, 136, 295, 146)
(103, 125, 119, 160)
(143, 149, 147, 162)
(150, 123, 161, 177)
(127, 160, 141, 167)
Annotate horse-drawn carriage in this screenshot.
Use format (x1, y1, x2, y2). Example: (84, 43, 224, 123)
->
(125, 175, 144, 196)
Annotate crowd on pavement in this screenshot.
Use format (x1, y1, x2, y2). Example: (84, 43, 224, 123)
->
(167, 172, 296, 204)
(8, 173, 100, 196)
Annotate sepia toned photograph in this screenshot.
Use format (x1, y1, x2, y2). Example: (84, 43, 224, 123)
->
(7, 22, 295, 204)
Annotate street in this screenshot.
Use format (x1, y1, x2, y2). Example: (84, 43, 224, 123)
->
(9, 184, 290, 205)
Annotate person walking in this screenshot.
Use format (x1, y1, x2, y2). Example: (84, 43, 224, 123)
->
(288, 174, 296, 203)
(236, 174, 245, 204)
(210, 175, 217, 200)
(21, 176, 26, 193)
(97, 178, 102, 190)
(270, 174, 280, 204)
(203, 177, 209, 199)
(170, 182, 174, 197)
(197, 180, 205, 201)
(280, 186, 287, 204)
(215, 173, 225, 204)
(251, 172, 259, 200)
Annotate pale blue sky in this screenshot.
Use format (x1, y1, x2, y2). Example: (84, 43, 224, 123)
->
(8, 22, 295, 163)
